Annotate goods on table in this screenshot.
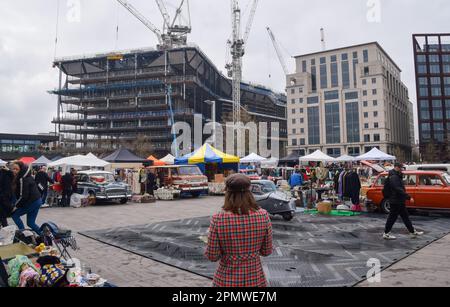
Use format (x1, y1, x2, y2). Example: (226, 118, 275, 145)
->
(208, 182, 226, 195)
(154, 188, 180, 200)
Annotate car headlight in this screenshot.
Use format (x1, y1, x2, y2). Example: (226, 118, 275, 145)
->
(99, 187, 106, 193)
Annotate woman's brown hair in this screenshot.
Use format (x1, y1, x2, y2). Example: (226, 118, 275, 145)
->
(223, 174, 259, 215)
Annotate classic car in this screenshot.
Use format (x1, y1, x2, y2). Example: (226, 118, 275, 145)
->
(76, 171, 132, 204)
(147, 165, 209, 197)
(365, 170, 450, 213)
(251, 180, 297, 221)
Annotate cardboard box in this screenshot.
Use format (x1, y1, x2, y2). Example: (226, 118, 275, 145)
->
(317, 201, 332, 215)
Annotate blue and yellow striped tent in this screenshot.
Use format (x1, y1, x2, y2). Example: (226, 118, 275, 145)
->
(175, 144, 240, 165)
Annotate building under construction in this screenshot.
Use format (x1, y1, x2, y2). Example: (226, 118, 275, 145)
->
(51, 45, 287, 157)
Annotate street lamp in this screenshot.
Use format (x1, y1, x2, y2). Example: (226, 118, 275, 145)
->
(205, 100, 216, 146)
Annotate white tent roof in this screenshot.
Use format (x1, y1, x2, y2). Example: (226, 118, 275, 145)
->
(32, 156, 52, 166)
(355, 148, 396, 161)
(240, 153, 267, 164)
(0, 159, 7, 166)
(160, 154, 175, 165)
(261, 157, 279, 168)
(335, 155, 356, 162)
(49, 154, 110, 168)
(299, 150, 336, 162)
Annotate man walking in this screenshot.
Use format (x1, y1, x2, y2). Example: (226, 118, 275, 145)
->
(383, 163, 424, 240)
(35, 166, 54, 205)
(61, 170, 75, 207)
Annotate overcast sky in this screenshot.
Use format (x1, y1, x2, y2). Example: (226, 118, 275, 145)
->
(1, 0, 449, 138)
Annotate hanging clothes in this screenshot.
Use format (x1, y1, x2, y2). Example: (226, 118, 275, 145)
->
(344, 170, 361, 205)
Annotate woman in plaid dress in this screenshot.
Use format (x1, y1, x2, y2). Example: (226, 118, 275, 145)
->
(205, 174, 273, 287)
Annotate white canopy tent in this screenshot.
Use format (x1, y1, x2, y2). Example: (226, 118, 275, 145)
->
(32, 156, 52, 166)
(299, 150, 336, 163)
(240, 153, 267, 164)
(160, 154, 175, 165)
(335, 155, 356, 162)
(355, 148, 396, 161)
(0, 159, 7, 167)
(260, 157, 279, 168)
(49, 154, 110, 170)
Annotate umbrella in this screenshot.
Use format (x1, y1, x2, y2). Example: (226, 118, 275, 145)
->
(19, 157, 36, 165)
(240, 153, 267, 164)
(299, 150, 336, 163)
(355, 148, 396, 161)
(175, 144, 240, 165)
(49, 154, 110, 168)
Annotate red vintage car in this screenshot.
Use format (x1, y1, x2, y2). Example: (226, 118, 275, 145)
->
(366, 170, 450, 213)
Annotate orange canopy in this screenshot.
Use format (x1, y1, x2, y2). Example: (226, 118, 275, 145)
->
(147, 155, 166, 166)
(19, 157, 36, 165)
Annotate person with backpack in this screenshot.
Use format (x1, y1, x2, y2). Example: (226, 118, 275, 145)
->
(383, 163, 424, 240)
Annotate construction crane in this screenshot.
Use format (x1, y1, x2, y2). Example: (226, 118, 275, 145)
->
(117, 0, 191, 49)
(266, 27, 289, 75)
(116, 0, 164, 46)
(226, 0, 259, 126)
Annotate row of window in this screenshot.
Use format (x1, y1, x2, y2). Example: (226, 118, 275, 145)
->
(421, 122, 448, 142)
(417, 64, 450, 74)
(416, 54, 450, 64)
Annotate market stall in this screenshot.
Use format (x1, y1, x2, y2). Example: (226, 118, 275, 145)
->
(279, 152, 301, 167)
(103, 148, 146, 171)
(175, 144, 240, 194)
(354, 148, 396, 161)
(160, 154, 175, 165)
(31, 156, 52, 167)
(335, 155, 356, 163)
(147, 155, 166, 167)
(48, 154, 110, 171)
(240, 153, 267, 164)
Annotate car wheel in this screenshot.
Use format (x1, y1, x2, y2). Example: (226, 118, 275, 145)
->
(120, 198, 128, 205)
(282, 212, 294, 221)
(381, 199, 391, 214)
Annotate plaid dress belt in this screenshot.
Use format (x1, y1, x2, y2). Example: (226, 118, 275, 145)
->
(221, 253, 260, 262)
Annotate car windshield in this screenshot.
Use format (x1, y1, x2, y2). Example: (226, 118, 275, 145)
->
(89, 173, 115, 183)
(443, 173, 450, 185)
(174, 166, 202, 176)
(256, 181, 277, 193)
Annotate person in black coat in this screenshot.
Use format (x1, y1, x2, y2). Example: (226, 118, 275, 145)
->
(10, 161, 43, 234)
(383, 163, 423, 240)
(0, 166, 14, 227)
(146, 170, 156, 196)
(61, 171, 74, 207)
(35, 166, 54, 205)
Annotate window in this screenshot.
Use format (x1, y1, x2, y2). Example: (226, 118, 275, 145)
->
(416, 55, 426, 63)
(311, 59, 316, 66)
(418, 175, 444, 187)
(292, 109, 296, 114)
(320, 63, 328, 89)
(325, 102, 340, 144)
(430, 64, 440, 74)
(291, 89, 295, 94)
(353, 51, 358, 59)
(419, 77, 428, 86)
(373, 100, 378, 106)
(300, 108, 304, 114)
(362, 79, 367, 85)
(292, 139, 298, 146)
(348, 147, 360, 157)
(291, 99, 296, 104)
(364, 134, 371, 142)
(324, 90, 339, 101)
(345, 92, 358, 100)
(421, 123, 431, 140)
(300, 118, 304, 124)
(363, 90, 368, 96)
(300, 138, 306, 145)
(364, 67, 370, 76)
(341, 53, 348, 61)
(320, 57, 326, 64)
(342, 61, 350, 88)
(307, 96, 319, 104)
(308, 107, 320, 145)
(431, 87, 442, 97)
(364, 112, 369, 118)
(434, 122, 445, 142)
(364, 123, 369, 129)
(432, 100, 443, 120)
(429, 55, 440, 63)
(372, 89, 377, 95)
(331, 62, 339, 87)
(292, 119, 296, 124)
(374, 111, 379, 117)
(417, 65, 427, 74)
(404, 175, 417, 186)
(374, 134, 381, 142)
(346, 102, 360, 143)
(331, 55, 337, 62)
(299, 98, 304, 103)
(300, 128, 305, 134)
(327, 148, 341, 158)
(311, 66, 317, 92)
(302, 60, 307, 72)
(419, 87, 428, 97)
(292, 129, 296, 134)
(363, 101, 368, 107)
(374, 122, 379, 128)
(372, 78, 377, 84)
(363, 50, 369, 63)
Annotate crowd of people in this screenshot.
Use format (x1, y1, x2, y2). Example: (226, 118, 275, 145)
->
(0, 162, 79, 234)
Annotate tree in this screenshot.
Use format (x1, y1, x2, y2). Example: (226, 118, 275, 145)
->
(120, 134, 154, 158)
(422, 140, 439, 163)
(393, 146, 406, 163)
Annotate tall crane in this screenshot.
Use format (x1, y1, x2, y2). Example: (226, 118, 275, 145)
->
(266, 27, 289, 75)
(117, 0, 191, 49)
(226, 0, 259, 126)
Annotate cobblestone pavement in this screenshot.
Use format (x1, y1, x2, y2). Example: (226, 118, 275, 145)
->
(13, 197, 450, 287)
